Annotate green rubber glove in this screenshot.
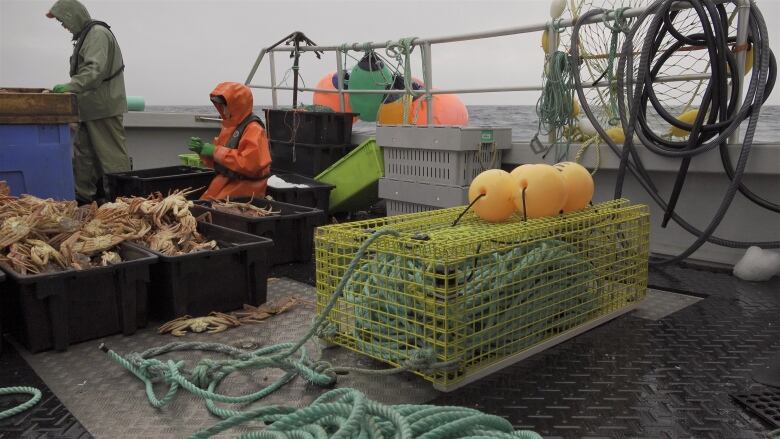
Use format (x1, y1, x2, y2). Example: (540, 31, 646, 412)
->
(52, 84, 69, 93)
(187, 137, 204, 153)
(200, 142, 215, 157)
(187, 137, 215, 156)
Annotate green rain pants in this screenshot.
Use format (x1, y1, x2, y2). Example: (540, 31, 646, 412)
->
(73, 115, 131, 203)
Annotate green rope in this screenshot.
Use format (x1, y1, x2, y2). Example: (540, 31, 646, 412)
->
(193, 388, 541, 439)
(300, 104, 334, 113)
(0, 386, 42, 420)
(600, 7, 632, 127)
(344, 237, 597, 367)
(103, 229, 543, 438)
(535, 50, 576, 162)
(385, 37, 418, 124)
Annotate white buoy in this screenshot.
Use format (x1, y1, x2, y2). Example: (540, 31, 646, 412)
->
(733, 247, 780, 282)
(550, 0, 566, 19)
(578, 118, 597, 137)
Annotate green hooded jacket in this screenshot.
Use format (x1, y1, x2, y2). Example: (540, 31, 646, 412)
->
(49, 0, 127, 121)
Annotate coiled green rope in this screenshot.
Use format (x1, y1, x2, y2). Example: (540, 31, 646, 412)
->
(345, 237, 596, 366)
(535, 49, 577, 162)
(0, 386, 42, 420)
(599, 7, 632, 127)
(102, 229, 543, 438)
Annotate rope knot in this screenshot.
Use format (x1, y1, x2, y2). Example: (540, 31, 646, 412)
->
(401, 348, 452, 372)
(191, 362, 214, 389)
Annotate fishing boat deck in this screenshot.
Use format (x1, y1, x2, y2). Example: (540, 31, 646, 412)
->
(1, 263, 779, 439)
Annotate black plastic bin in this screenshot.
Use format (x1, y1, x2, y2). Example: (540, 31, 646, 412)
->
(106, 166, 215, 201)
(267, 173, 335, 214)
(269, 140, 352, 178)
(130, 222, 273, 320)
(192, 199, 325, 265)
(264, 109, 357, 145)
(0, 244, 157, 353)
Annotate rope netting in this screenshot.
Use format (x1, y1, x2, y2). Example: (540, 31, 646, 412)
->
(559, 0, 738, 138)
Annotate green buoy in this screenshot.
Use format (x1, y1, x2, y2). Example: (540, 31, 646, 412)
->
(348, 52, 392, 122)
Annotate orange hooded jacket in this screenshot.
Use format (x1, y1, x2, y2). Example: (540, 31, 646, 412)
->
(200, 82, 272, 200)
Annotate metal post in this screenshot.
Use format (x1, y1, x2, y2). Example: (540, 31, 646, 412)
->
(244, 49, 266, 86)
(335, 51, 346, 112)
(291, 38, 301, 108)
(422, 42, 434, 125)
(729, 0, 751, 145)
(268, 51, 278, 109)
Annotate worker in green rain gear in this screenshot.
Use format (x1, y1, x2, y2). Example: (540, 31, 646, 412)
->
(47, 0, 130, 204)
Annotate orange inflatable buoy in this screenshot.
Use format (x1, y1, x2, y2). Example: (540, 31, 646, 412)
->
(377, 95, 414, 125)
(410, 93, 469, 126)
(468, 169, 516, 223)
(313, 71, 353, 113)
(554, 162, 594, 212)
(509, 164, 568, 219)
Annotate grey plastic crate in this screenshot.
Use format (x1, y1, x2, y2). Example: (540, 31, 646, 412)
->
(379, 177, 468, 216)
(385, 199, 438, 216)
(377, 125, 512, 186)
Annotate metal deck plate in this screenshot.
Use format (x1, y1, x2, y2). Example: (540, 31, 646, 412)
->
(0, 342, 90, 439)
(732, 388, 780, 428)
(6, 265, 780, 438)
(633, 288, 703, 321)
(432, 267, 780, 438)
(16, 278, 437, 439)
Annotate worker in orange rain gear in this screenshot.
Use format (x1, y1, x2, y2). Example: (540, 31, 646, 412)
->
(187, 82, 271, 200)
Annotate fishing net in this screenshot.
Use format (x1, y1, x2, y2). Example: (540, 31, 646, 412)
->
(559, 0, 739, 137)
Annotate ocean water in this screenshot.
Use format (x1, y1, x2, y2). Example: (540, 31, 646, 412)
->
(146, 104, 780, 143)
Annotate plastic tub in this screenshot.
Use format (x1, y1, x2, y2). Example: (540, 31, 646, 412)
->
(106, 165, 215, 201)
(315, 138, 384, 213)
(267, 172, 335, 214)
(192, 199, 325, 265)
(0, 124, 76, 200)
(129, 222, 273, 320)
(269, 140, 352, 178)
(0, 244, 157, 353)
(264, 109, 357, 145)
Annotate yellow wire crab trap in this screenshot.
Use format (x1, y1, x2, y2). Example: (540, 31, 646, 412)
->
(315, 199, 650, 391)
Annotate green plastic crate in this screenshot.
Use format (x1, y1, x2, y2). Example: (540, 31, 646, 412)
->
(315, 138, 384, 213)
(178, 153, 205, 168)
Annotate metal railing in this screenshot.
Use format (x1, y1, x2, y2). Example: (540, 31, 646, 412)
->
(244, 0, 749, 143)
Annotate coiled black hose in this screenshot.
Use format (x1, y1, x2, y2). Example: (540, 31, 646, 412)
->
(570, 0, 779, 265)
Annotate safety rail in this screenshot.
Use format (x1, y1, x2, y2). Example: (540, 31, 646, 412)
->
(244, 0, 749, 143)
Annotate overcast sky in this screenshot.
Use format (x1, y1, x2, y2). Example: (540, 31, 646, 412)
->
(2, 0, 779, 106)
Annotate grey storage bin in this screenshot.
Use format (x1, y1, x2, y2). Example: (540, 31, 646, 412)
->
(379, 177, 468, 216)
(377, 125, 512, 186)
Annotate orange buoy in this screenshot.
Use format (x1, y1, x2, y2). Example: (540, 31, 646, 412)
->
(406, 93, 469, 126)
(509, 164, 568, 219)
(377, 77, 425, 125)
(554, 162, 594, 212)
(468, 169, 516, 223)
(377, 95, 414, 124)
(313, 71, 353, 113)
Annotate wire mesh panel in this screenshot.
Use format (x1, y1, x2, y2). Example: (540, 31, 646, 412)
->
(315, 200, 650, 389)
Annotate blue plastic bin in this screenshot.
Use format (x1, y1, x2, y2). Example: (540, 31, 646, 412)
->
(0, 124, 75, 200)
